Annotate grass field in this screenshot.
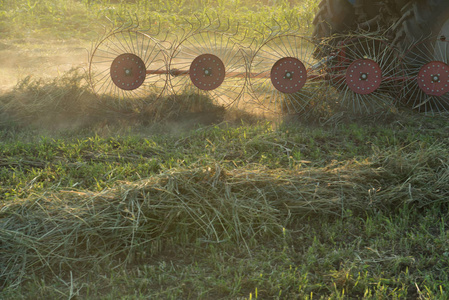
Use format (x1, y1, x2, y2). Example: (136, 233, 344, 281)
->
(2, 0, 449, 299)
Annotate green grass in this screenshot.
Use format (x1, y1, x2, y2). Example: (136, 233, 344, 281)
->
(2, 0, 449, 299)
(0, 0, 318, 40)
(2, 71, 449, 298)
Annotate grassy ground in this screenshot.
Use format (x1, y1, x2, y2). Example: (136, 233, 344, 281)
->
(1, 74, 449, 299)
(2, 0, 449, 299)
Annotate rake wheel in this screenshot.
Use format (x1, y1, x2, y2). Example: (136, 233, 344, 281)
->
(168, 31, 247, 108)
(401, 38, 449, 114)
(248, 35, 328, 115)
(89, 29, 168, 100)
(327, 36, 403, 114)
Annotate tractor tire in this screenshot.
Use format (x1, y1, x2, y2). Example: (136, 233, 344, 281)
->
(391, 0, 449, 112)
(392, 0, 449, 58)
(312, 0, 356, 58)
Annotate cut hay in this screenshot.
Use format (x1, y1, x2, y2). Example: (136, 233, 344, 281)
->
(0, 71, 229, 131)
(2, 142, 449, 288)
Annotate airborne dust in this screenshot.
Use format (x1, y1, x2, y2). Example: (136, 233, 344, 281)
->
(0, 39, 87, 92)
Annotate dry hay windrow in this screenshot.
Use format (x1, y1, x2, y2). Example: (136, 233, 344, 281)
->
(0, 70, 229, 131)
(1, 142, 449, 287)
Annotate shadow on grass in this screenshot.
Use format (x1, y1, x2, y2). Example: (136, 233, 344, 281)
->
(0, 69, 262, 133)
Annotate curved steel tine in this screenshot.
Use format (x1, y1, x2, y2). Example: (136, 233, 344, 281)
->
(139, 15, 151, 33)
(231, 23, 245, 42)
(89, 28, 168, 102)
(159, 26, 170, 44)
(254, 27, 266, 44)
(272, 17, 282, 32)
(246, 35, 257, 50)
(184, 16, 195, 33)
(285, 13, 294, 31)
(203, 13, 212, 31)
(217, 17, 229, 33)
(218, 18, 231, 32)
(189, 15, 201, 33)
(155, 16, 162, 37)
(123, 12, 133, 30)
(209, 14, 219, 32)
(293, 15, 301, 32)
(133, 13, 140, 30)
(263, 20, 277, 39)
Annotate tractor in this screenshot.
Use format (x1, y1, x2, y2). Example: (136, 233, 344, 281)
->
(313, 0, 449, 58)
(312, 0, 449, 112)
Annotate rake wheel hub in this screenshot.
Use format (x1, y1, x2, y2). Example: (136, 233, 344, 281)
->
(270, 57, 307, 94)
(417, 61, 449, 96)
(110, 53, 146, 91)
(345, 59, 382, 95)
(189, 54, 225, 91)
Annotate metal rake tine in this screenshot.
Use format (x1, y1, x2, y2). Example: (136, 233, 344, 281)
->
(231, 22, 240, 38)
(184, 16, 196, 33)
(268, 22, 280, 38)
(133, 13, 140, 30)
(262, 21, 274, 38)
(204, 13, 212, 31)
(220, 17, 230, 33)
(273, 17, 288, 36)
(192, 14, 204, 31)
(127, 12, 136, 29)
(245, 35, 258, 54)
(121, 12, 132, 30)
(104, 15, 113, 26)
(285, 13, 295, 31)
(231, 24, 248, 44)
(155, 16, 163, 37)
(254, 27, 267, 43)
(213, 15, 222, 32)
(159, 27, 170, 45)
(272, 17, 282, 31)
(139, 16, 151, 33)
(144, 15, 162, 37)
(223, 17, 232, 34)
(118, 15, 129, 31)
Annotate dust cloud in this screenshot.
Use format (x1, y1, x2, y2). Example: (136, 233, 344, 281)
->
(0, 39, 88, 93)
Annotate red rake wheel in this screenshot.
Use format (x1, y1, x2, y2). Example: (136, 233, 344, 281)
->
(345, 59, 382, 95)
(110, 53, 147, 90)
(248, 35, 328, 116)
(328, 36, 403, 114)
(417, 61, 449, 97)
(401, 38, 449, 114)
(168, 31, 247, 108)
(189, 54, 226, 90)
(89, 29, 168, 101)
(270, 57, 307, 94)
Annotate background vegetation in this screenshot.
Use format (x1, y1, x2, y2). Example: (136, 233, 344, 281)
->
(0, 0, 318, 40)
(1, 0, 449, 299)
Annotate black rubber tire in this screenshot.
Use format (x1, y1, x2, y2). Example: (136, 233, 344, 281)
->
(312, 0, 356, 58)
(391, 0, 449, 112)
(312, 0, 356, 39)
(392, 0, 449, 56)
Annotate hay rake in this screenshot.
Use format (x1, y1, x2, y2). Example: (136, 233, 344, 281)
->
(400, 37, 449, 114)
(168, 30, 247, 108)
(89, 29, 168, 101)
(88, 22, 449, 116)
